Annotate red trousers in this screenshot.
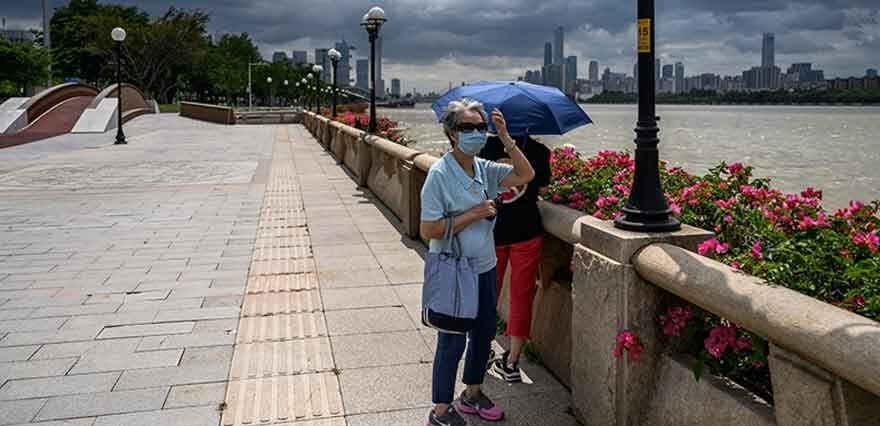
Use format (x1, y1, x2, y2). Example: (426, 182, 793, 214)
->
(495, 235, 543, 339)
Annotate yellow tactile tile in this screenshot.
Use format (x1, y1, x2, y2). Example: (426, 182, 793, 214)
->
(242, 290, 322, 317)
(246, 274, 318, 294)
(249, 258, 316, 276)
(236, 312, 327, 343)
(252, 245, 312, 261)
(221, 373, 343, 426)
(256, 226, 309, 240)
(262, 197, 304, 211)
(229, 338, 334, 379)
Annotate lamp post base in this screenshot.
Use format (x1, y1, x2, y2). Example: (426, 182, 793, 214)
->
(614, 207, 680, 232)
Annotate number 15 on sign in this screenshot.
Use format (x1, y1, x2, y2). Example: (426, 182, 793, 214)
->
(638, 19, 651, 53)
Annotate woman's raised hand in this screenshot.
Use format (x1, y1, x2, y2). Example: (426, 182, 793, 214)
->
(491, 108, 510, 139)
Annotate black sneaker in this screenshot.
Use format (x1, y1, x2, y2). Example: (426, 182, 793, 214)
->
(488, 351, 522, 383)
(427, 405, 468, 426)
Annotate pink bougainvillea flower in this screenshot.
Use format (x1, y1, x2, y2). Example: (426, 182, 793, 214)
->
(613, 329, 645, 362)
(751, 241, 763, 260)
(716, 242, 731, 254)
(730, 260, 742, 270)
(724, 215, 733, 224)
(669, 202, 682, 215)
(660, 306, 693, 337)
(727, 162, 744, 175)
(853, 231, 880, 253)
(849, 295, 866, 308)
(698, 239, 717, 256)
(704, 324, 738, 359)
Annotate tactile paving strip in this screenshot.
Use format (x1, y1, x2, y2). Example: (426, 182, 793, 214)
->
(249, 258, 316, 276)
(253, 245, 313, 261)
(222, 373, 343, 425)
(256, 226, 309, 240)
(236, 311, 327, 344)
(242, 290, 322, 317)
(246, 273, 318, 294)
(255, 235, 311, 249)
(229, 338, 334, 379)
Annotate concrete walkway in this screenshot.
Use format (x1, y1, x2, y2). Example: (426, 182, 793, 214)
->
(0, 115, 576, 426)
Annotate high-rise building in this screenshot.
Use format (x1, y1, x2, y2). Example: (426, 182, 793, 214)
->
(553, 26, 564, 65)
(334, 40, 354, 87)
(542, 64, 565, 91)
(356, 59, 369, 91)
(391, 78, 401, 97)
(743, 65, 781, 90)
(589, 61, 599, 83)
(292, 51, 308, 65)
(544, 43, 553, 67)
(272, 51, 288, 63)
(762, 33, 775, 68)
(565, 56, 578, 94)
(662, 64, 673, 79)
(655, 59, 661, 83)
(868, 69, 879, 78)
(315, 48, 330, 82)
(674, 62, 685, 93)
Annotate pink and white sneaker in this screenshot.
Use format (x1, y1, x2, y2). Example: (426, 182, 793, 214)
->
(455, 390, 505, 422)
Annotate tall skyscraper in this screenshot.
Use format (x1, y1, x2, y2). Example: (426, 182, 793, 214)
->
(655, 59, 661, 83)
(315, 48, 330, 82)
(544, 43, 553, 67)
(662, 64, 673, 79)
(565, 56, 578, 94)
(675, 62, 685, 93)
(589, 61, 599, 83)
(334, 40, 353, 87)
(356, 59, 369, 91)
(868, 69, 878, 78)
(553, 26, 564, 65)
(762, 33, 775, 68)
(272, 51, 288, 63)
(391, 78, 401, 97)
(292, 51, 308, 65)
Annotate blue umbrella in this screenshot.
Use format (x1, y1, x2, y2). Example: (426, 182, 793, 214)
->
(431, 80, 592, 135)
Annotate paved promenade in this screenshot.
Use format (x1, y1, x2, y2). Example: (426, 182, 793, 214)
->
(0, 115, 575, 426)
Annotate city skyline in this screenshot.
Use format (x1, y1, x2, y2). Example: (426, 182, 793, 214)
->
(4, 0, 879, 92)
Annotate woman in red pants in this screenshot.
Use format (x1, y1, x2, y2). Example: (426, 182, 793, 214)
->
(479, 133, 551, 383)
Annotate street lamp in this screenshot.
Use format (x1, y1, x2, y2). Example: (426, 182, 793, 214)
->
(111, 27, 127, 145)
(248, 62, 268, 110)
(299, 79, 306, 108)
(312, 64, 323, 113)
(283, 79, 289, 106)
(328, 48, 341, 119)
(266, 76, 273, 108)
(306, 73, 314, 112)
(614, 0, 681, 232)
(361, 6, 386, 134)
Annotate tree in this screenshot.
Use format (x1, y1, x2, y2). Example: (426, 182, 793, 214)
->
(206, 33, 262, 105)
(0, 37, 50, 94)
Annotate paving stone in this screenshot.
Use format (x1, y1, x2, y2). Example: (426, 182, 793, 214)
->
(222, 373, 342, 426)
(316, 269, 390, 289)
(116, 298, 203, 312)
(60, 311, 159, 330)
(339, 363, 434, 414)
(0, 345, 38, 362)
(137, 331, 234, 351)
(168, 287, 244, 299)
(0, 398, 46, 425)
(6, 419, 96, 426)
(180, 346, 233, 366)
(346, 408, 426, 426)
(245, 273, 317, 293)
(332, 331, 432, 369)
(69, 348, 182, 374)
(30, 304, 121, 318)
(134, 280, 212, 292)
(0, 317, 66, 333)
(97, 322, 194, 339)
(229, 338, 334, 380)
(324, 307, 415, 336)
(236, 313, 327, 343)
(35, 387, 169, 421)
(0, 372, 120, 400)
(32, 338, 140, 360)
(382, 266, 425, 285)
(393, 284, 423, 306)
(114, 362, 228, 390)
(241, 290, 321, 317)
(192, 319, 238, 334)
(164, 382, 227, 409)
(0, 308, 34, 321)
(154, 307, 240, 322)
(249, 259, 315, 276)
(0, 358, 77, 382)
(321, 286, 402, 311)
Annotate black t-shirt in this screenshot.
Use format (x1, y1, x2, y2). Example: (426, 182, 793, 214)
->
(479, 135, 551, 246)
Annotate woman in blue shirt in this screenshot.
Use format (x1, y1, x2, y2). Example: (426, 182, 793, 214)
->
(420, 98, 535, 426)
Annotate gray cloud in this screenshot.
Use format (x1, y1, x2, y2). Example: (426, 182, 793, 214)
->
(4, 0, 879, 92)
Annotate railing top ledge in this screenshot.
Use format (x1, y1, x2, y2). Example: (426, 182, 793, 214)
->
(632, 242, 880, 397)
(413, 153, 440, 172)
(180, 101, 232, 110)
(580, 219, 712, 263)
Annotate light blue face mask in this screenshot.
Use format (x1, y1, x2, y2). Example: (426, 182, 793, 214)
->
(457, 131, 487, 156)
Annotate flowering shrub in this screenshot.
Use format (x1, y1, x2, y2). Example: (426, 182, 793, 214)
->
(545, 147, 880, 399)
(327, 111, 413, 146)
(613, 329, 644, 362)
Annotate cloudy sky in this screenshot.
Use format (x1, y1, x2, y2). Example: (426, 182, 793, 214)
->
(5, 0, 879, 93)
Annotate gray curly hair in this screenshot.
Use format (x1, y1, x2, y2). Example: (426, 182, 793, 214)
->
(440, 97, 488, 144)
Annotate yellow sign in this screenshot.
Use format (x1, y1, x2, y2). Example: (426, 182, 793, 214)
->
(638, 19, 651, 53)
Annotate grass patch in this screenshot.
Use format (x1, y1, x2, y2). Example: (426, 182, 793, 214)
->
(158, 103, 181, 113)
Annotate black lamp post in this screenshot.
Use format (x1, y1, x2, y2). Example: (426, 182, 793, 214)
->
(266, 76, 273, 108)
(111, 27, 127, 145)
(306, 73, 314, 112)
(361, 6, 386, 134)
(328, 48, 341, 119)
(312, 65, 323, 114)
(299, 78, 306, 109)
(614, 0, 680, 232)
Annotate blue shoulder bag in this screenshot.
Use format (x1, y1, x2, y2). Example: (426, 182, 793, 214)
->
(421, 213, 479, 334)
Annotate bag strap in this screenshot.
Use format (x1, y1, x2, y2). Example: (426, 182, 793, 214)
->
(441, 213, 464, 257)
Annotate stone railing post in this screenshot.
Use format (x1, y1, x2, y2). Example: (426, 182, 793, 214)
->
(356, 134, 373, 188)
(769, 344, 879, 426)
(570, 219, 711, 425)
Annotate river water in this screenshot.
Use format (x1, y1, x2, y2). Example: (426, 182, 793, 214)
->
(379, 104, 880, 210)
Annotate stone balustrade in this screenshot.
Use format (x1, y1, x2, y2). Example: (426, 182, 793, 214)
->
(300, 111, 880, 426)
(180, 102, 236, 124)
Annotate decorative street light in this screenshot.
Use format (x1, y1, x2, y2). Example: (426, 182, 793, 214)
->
(299, 78, 306, 108)
(328, 48, 342, 119)
(312, 64, 323, 113)
(361, 6, 386, 134)
(614, 0, 681, 232)
(266, 76, 273, 108)
(111, 27, 127, 145)
(306, 73, 314, 112)
(248, 62, 268, 111)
